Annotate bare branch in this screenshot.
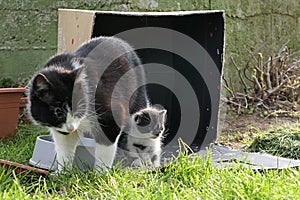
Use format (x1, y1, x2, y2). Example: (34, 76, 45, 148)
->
(265, 79, 288, 98)
(230, 55, 248, 93)
(224, 43, 299, 114)
(252, 74, 262, 92)
(266, 57, 272, 90)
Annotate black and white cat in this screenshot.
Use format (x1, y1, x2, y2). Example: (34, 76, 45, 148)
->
(118, 107, 167, 168)
(27, 36, 150, 171)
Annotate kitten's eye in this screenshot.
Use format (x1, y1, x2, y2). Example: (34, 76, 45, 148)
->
(134, 115, 139, 123)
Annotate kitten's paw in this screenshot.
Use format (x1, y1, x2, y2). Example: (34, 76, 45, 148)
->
(132, 158, 143, 167)
(153, 161, 161, 168)
(95, 168, 109, 175)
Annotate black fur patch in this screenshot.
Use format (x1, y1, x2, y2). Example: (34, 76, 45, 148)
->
(118, 133, 129, 151)
(133, 143, 147, 150)
(135, 112, 151, 127)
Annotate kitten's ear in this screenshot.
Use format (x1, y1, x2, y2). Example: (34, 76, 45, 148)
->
(33, 73, 52, 92)
(159, 109, 167, 117)
(159, 109, 167, 122)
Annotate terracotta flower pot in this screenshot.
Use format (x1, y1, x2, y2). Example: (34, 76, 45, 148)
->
(0, 88, 25, 138)
(19, 97, 28, 108)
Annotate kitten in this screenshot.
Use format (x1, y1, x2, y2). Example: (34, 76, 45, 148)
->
(27, 36, 149, 171)
(118, 107, 167, 168)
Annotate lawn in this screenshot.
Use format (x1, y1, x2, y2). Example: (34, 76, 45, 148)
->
(1, 123, 300, 199)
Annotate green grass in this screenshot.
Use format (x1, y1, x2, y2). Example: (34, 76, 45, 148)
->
(1, 123, 300, 199)
(247, 125, 300, 160)
(0, 124, 48, 164)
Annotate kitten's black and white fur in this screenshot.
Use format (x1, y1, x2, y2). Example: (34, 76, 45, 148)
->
(118, 107, 167, 168)
(27, 36, 150, 171)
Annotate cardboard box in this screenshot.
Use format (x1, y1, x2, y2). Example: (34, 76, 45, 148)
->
(58, 9, 225, 152)
(56, 9, 300, 170)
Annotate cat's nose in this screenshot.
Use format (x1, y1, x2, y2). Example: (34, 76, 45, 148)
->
(66, 125, 75, 132)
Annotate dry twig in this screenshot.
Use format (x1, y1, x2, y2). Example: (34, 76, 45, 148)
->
(223, 44, 300, 114)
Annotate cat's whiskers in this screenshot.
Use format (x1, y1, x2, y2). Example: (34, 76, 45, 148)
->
(73, 109, 106, 128)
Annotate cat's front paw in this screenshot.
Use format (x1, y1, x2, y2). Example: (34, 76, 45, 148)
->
(49, 169, 68, 177)
(94, 162, 110, 174)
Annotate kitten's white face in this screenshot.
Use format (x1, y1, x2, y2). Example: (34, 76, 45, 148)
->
(131, 107, 167, 139)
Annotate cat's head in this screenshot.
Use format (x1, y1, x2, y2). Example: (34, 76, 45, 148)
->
(27, 54, 86, 135)
(131, 107, 167, 139)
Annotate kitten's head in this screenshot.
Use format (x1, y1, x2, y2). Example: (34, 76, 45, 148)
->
(27, 54, 85, 135)
(131, 107, 167, 139)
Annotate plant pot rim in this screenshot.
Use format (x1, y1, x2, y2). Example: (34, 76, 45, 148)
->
(0, 88, 25, 93)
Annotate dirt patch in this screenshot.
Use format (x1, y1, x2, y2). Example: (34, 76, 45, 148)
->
(218, 111, 299, 150)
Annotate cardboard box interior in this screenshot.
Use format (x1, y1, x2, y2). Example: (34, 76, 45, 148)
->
(58, 9, 225, 152)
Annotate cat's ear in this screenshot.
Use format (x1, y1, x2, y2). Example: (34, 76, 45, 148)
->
(33, 73, 52, 92)
(32, 74, 54, 104)
(71, 57, 84, 70)
(71, 58, 85, 81)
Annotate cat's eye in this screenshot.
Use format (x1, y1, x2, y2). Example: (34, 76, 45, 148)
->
(62, 102, 69, 112)
(54, 107, 63, 117)
(54, 107, 61, 113)
(37, 88, 47, 95)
